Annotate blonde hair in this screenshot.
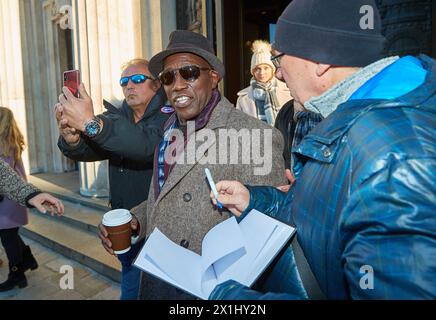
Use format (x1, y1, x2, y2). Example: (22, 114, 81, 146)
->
(0, 107, 25, 160)
(121, 58, 149, 73)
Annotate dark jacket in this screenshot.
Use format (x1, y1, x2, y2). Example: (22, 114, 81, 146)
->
(274, 100, 295, 169)
(58, 88, 172, 210)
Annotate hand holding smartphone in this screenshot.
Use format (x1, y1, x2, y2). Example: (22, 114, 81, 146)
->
(63, 70, 80, 98)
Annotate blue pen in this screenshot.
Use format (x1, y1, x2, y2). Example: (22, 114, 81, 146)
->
(205, 168, 223, 209)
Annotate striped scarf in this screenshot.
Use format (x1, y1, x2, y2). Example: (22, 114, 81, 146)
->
(251, 78, 280, 125)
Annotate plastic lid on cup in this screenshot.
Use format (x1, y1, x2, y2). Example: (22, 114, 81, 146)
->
(102, 209, 132, 227)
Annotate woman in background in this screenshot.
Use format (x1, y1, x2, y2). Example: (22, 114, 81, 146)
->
(0, 107, 63, 292)
(236, 40, 290, 126)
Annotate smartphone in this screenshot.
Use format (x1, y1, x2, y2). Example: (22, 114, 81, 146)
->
(63, 70, 80, 98)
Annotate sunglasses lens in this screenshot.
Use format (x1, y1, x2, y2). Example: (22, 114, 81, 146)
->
(179, 66, 200, 82)
(120, 77, 129, 87)
(159, 71, 175, 86)
(120, 74, 149, 87)
(159, 66, 205, 86)
(131, 74, 146, 84)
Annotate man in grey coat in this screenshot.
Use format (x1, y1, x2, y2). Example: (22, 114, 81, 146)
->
(98, 30, 287, 299)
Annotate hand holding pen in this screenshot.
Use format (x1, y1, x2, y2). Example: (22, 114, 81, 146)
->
(206, 170, 251, 217)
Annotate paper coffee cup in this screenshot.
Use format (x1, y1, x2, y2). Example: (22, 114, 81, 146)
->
(102, 209, 133, 254)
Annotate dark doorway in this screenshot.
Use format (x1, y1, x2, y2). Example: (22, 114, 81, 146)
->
(221, 0, 433, 105)
(241, 0, 289, 89)
(222, 0, 289, 104)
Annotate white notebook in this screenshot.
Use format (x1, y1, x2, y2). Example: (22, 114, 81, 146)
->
(133, 209, 296, 300)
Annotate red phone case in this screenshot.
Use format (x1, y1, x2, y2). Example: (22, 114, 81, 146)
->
(63, 70, 80, 97)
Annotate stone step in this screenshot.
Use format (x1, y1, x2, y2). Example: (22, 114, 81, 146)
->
(22, 209, 121, 283)
(51, 198, 104, 234)
(28, 172, 110, 213)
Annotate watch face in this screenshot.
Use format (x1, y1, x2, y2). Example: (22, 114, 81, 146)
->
(85, 119, 101, 137)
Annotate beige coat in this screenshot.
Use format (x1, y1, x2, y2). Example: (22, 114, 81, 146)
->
(131, 96, 287, 299)
(236, 79, 291, 121)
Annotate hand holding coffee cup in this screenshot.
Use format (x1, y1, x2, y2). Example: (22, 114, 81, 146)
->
(99, 209, 139, 255)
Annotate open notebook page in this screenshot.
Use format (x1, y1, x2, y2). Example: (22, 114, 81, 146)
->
(212, 210, 279, 284)
(200, 217, 246, 274)
(143, 228, 203, 295)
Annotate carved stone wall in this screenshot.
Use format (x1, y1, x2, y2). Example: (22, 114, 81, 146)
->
(0, 0, 176, 186)
(376, 0, 432, 56)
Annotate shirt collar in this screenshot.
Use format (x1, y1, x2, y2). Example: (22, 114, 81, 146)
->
(304, 57, 399, 118)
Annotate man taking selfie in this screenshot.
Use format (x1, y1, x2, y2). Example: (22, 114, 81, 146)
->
(55, 59, 172, 300)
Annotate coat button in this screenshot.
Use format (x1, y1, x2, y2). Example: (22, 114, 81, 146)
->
(180, 239, 189, 248)
(323, 148, 332, 158)
(183, 193, 192, 202)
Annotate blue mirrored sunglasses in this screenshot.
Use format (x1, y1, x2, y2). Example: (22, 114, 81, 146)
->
(119, 74, 154, 87)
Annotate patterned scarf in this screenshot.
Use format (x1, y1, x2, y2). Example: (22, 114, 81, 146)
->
(251, 78, 280, 125)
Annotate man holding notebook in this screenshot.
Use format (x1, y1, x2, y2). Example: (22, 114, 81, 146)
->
(98, 30, 287, 299)
(209, 0, 436, 299)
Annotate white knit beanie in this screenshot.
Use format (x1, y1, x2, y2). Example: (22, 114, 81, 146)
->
(250, 40, 275, 75)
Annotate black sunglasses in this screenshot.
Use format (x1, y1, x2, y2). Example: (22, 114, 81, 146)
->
(120, 74, 154, 87)
(158, 65, 211, 86)
(271, 53, 285, 69)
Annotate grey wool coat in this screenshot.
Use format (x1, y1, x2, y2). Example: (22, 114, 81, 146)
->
(0, 154, 29, 229)
(0, 158, 39, 208)
(131, 96, 287, 299)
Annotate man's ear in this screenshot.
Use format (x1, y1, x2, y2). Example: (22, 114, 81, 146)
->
(210, 70, 220, 88)
(152, 79, 161, 91)
(316, 63, 332, 77)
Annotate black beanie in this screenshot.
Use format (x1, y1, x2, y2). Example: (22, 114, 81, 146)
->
(273, 0, 386, 67)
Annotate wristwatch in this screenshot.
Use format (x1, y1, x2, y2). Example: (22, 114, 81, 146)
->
(83, 117, 102, 138)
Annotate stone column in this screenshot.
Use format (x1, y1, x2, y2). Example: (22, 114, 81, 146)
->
(0, 0, 30, 173)
(71, 0, 176, 197)
(0, 0, 78, 174)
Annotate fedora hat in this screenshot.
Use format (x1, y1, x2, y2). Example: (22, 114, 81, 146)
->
(149, 30, 225, 79)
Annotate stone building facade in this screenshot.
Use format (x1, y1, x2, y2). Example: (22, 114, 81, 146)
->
(0, 0, 179, 196)
(0, 0, 432, 197)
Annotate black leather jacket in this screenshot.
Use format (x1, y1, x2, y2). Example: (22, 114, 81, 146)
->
(274, 100, 295, 169)
(58, 88, 172, 210)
